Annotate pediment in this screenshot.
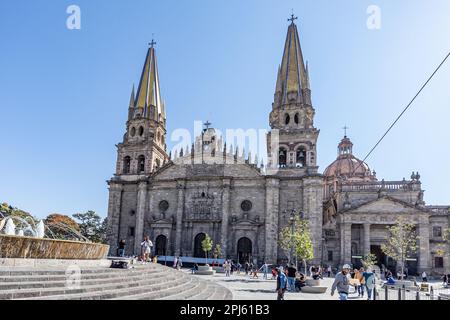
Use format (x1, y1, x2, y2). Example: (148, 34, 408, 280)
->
(345, 196, 428, 215)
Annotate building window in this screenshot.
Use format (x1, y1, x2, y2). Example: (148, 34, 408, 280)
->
(138, 126, 144, 136)
(435, 257, 444, 268)
(123, 156, 131, 174)
(296, 147, 306, 167)
(433, 226, 442, 238)
(138, 155, 145, 173)
(128, 227, 135, 237)
(241, 200, 253, 212)
(159, 200, 169, 213)
(294, 113, 299, 124)
(130, 210, 135, 216)
(328, 250, 333, 261)
(285, 114, 290, 125)
(130, 127, 136, 137)
(279, 148, 287, 167)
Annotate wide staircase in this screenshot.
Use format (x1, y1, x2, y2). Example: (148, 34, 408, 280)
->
(0, 263, 232, 300)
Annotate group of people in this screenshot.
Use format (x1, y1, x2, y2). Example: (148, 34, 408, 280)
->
(331, 264, 376, 300)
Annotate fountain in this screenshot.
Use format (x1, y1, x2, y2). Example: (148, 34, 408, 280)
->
(0, 215, 109, 265)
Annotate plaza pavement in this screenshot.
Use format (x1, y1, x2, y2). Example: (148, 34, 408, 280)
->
(186, 269, 446, 301)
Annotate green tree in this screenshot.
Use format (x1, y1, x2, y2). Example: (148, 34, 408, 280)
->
(361, 253, 378, 270)
(73, 211, 106, 243)
(213, 244, 222, 260)
(201, 234, 213, 266)
(436, 228, 450, 257)
(381, 216, 418, 281)
(279, 216, 314, 274)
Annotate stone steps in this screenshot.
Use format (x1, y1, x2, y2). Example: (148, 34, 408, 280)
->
(0, 269, 167, 291)
(0, 264, 232, 300)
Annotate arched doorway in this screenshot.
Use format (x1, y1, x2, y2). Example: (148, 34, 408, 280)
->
(193, 233, 206, 258)
(155, 235, 167, 256)
(237, 237, 252, 264)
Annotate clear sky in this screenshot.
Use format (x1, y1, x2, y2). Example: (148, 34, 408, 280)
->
(0, 0, 449, 219)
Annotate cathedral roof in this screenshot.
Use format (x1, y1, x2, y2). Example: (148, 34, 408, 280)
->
(324, 136, 376, 181)
(274, 16, 310, 106)
(133, 43, 165, 120)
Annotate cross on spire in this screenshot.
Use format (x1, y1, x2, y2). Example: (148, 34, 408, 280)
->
(288, 11, 298, 24)
(342, 125, 349, 137)
(149, 35, 156, 48)
(204, 120, 212, 130)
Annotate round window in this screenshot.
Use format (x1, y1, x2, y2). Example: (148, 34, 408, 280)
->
(130, 127, 136, 137)
(159, 200, 169, 212)
(241, 200, 252, 212)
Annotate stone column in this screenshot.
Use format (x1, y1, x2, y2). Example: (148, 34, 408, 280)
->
(174, 180, 186, 256)
(303, 177, 324, 265)
(134, 181, 147, 255)
(220, 179, 231, 257)
(106, 183, 123, 256)
(363, 223, 371, 257)
(417, 222, 430, 273)
(341, 222, 352, 264)
(265, 178, 280, 264)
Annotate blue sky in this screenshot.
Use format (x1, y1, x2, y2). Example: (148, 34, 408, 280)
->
(0, 0, 449, 219)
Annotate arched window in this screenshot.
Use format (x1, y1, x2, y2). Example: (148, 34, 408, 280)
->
(193, 233, 206, 258)
(138, 126, 144, 136)
(279, 147, 287, 167)
(138, 155, 145, 173)
(296, 147, 306, 167)
(130, 127, 136, 137)
(123, 156, 131, 174)
(294, 113, 299, 124)
(285, 114, 290, 125)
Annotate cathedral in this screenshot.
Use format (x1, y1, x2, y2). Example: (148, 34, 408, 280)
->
(106, 18, 449, 275)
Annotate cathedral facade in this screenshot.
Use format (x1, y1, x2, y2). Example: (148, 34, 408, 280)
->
(107, 19, 449, 275)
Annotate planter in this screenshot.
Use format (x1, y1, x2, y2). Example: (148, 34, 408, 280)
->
(196, 265, 216, 275)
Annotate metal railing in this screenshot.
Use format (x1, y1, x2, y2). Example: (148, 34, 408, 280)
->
(374, 283, 450, 300)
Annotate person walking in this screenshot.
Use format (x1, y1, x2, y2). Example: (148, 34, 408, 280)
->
(331, 264, 351, 300)
(191, 263, 199, 274)
(422, 271, 428, 282)
(442, 274, 448, 287)
(275, 267, 288, 300)
(118, 239, 126, 257)
(140, 236, 153, 264)
(355, 267, 365, 298)
(173, 256, 178, 269)
(259, 262, 269, 280)
(287, 263, 297, 292)
(309, 265, 314, 277)
(176, 257, 183, 270)
(244, 262, 249, 276)
(363, 268, 376, 300)
(224, 260, 231, 277)
(327, 265, 332, 278)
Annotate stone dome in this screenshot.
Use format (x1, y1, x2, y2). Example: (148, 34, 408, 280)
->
(324, 136, 376, 181)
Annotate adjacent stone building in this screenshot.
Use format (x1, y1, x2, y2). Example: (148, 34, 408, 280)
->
(107, 19, 449, 275)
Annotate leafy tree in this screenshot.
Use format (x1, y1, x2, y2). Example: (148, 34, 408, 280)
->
(73, 211, 106, 243)
(381, 216, 418, 281)
(436, 228, 450, 257)
(213, 244, 222, 260)
(44, 214, 81, 240)
(201, 234, 213, 265)
(361, 253, 378, 270)
(279, 216, 314, 274)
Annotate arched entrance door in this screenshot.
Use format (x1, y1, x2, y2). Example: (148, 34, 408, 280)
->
(194, 233, 206, 258)
(237, 237, 252, 264)
(155, 235, 167, 256)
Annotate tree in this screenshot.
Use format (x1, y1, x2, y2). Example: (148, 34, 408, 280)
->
(381, 216, 418, 281)
(201, 234, 213, 266)
(213, 244, 222, 260)
(361, 253, 378, 270)
(73, 211, 106, 243)
(279, 216, 314, 274)
(436, 228, 450, 257)
(44, 214, 81, 240)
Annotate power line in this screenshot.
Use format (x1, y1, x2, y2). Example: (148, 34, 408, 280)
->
(352, 51, 450, 175)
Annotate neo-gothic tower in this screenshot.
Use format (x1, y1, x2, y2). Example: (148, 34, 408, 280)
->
(115, 44, 169, 177)
(267, 18, 319, 176)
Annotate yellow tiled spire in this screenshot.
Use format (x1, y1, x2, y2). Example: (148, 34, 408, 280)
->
(275, 16, 310, 105)
(134, 43, 163, 121)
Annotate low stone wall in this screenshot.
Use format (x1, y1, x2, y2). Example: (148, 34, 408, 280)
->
(0, 234, 109, 260)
